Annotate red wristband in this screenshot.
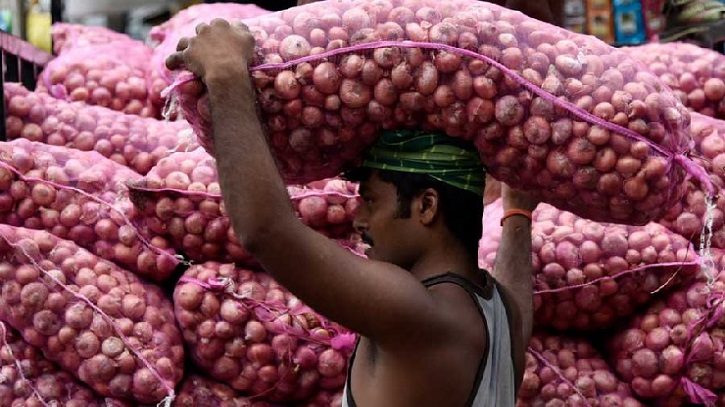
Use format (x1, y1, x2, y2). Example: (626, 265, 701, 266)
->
(500, 209, 533, 226)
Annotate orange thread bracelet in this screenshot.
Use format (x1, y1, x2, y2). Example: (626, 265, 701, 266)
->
(500, 209, 533, 226)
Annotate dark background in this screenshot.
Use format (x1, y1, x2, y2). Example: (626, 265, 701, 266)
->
(202, 0, 299, 11)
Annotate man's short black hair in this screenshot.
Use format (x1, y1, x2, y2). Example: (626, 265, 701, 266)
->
(345, 167, 483, 259)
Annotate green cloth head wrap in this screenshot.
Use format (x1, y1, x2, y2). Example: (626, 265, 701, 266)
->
(360, 130, 486, 196)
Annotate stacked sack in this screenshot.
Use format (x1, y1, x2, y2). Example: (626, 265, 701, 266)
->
(621, 43, 725, 120)
(4, 0, 725, 405)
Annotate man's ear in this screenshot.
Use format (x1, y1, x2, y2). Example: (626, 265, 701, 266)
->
(417, 188, 440, 226)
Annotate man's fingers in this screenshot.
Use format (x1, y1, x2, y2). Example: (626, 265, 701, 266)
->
(176, 37, 190, 52)
(210, 18, 231, 28)
(166, 51, 185, 71)
(195, 22, 210, 35)
(231, 20, 250, 33)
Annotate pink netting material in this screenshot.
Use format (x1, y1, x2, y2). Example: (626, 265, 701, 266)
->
(621, 42, 725, 120)
(479, 198, 701, 331)
(606, 251, 725, 406)
(519, 333, 643, 406)
(164, 0, 710, 225)
(0, 225, 185, 405)
(0, 139, 180, 282)
(4, 83, 198, 176)
(128, 148, 359, 265)
(173, 262, 357, 403)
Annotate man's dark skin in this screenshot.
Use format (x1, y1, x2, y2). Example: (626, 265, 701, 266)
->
(166, 3, 553, 404)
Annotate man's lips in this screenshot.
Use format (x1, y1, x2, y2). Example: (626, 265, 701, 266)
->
(361, 233, 374, 247)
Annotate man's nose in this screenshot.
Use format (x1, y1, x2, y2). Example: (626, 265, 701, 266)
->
(352, 216, 367, 234)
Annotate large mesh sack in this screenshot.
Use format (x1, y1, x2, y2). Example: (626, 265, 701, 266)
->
(479, 198, 700, 331)
(51, 23, 135, 55)
(173, 374, 279, 407)
(148, 3, 271, 111)
(4, 83, 197, 176)
(659, 113, 725, 249)
(0, 225, 185, 404)
(295, 389, 344, 407)
(621, 42, 725, 120)
(174, 262, 357, 403)
(128, 148, 359, 264)
(0, 139, 180, 282)
(36, 41, 160, 118)
(519, 333, 643, 406)
(148, 3, 272, 44)
(606, 250, 725, 406)
(0, 321, 123, 407)
(165, 0, 708, 225)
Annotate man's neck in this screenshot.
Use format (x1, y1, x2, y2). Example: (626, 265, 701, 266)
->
(408, 239, 480, 283)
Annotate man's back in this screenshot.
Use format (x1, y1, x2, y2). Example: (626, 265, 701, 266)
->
(343, 271, 524, 407)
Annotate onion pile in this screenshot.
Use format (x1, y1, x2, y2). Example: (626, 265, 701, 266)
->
(173, 374, 279, 407)
(520, 333, 643, 406)
(0, 225, 185, 404)
(173, 262, 356, 403)
(621, 42, 725, 119)
(479, 198, 700, 331)
(37, 41, 159, 118)
(128, 148, 359, 264)
(148, 3, 272, 44)
(167, 0, 698, 225)
(298, 389, 344, 407)
(0, 321, 120, 407)
(606, 252, 725, 406)
(659, 113, 725, 248)
(0, 139, 179, 282)
(51, 23, 135, 55)
(4, 83, 197, 175)
(148, 3, 271, 112)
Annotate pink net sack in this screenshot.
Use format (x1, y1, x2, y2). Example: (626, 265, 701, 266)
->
(479, 198, 700, 331)
(0, 321, 121, 407)
(148, 3, 272, 44)
(621, 42, 725, 120)
(0, 139, 180, 282)
(0, 225, 185, 404)
(36, 41, 160, 118)
(128, 148, 359, 264)
(174, 262, 357, 403)
(606, 250, 725, 406)
(165, 0, 708, 225)
(659, 113, 725, 249)
(519, 333, 643, 407)
(173, 374, 280, 407)
(4, 83, 197, 175)
(148, 4, 271, 111)
(51, 23, 135, 55)
(295, 389, 344, 407)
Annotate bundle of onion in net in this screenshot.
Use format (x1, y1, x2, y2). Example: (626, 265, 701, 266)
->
(606, 249, 725, 406)
(128, 148, 359, 264)
(148, 3, 271, 113)
(172, 374, 281, 407)
(51, 23, 136, 54)
(479, 198, 701, 331)
(518, 332, 644, 406)
(164, 0, 710, 226)
(4, 83, 197, 175)
(620, 42, 725, 120)
(0, 225, 185, 404)
(0, 321, 133, 407)
(37, 40, 160, 118)
(0, 139, 181, 282)
(174, 261, 357, 403)
(658, 113, 725, 251)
